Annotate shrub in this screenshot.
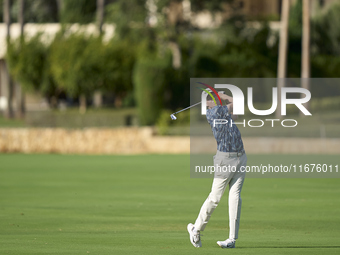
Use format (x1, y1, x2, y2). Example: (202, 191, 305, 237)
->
(60, 0, 96, 24)
(155, 109, 173, 135)
(49, 33, 136, 100)
(133, 41, 172, 125)
(49, 33, 98, 97)
(101, 39, 136, 97)
(156, 108, 190, 135)
(7, 34, 48, 92)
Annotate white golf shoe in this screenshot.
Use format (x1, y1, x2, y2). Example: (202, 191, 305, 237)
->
(217, 238, 236, 248)
(187, 223, 202, 248)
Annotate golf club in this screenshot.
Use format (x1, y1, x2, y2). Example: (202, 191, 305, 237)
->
(170, 102, 201, 120)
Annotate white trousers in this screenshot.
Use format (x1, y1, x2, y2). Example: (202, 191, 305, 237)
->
(194, 151, 247, 240)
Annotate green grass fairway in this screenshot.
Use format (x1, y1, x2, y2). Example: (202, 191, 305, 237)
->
(1, 154, 340, 255)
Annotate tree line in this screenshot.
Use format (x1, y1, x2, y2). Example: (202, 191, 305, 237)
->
(2, 0, 340, 125)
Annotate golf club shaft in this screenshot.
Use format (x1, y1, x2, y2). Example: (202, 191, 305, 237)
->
(174, 102, 201, 115)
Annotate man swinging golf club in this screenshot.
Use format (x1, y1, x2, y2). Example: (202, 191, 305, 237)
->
(187, 91, 247, 248)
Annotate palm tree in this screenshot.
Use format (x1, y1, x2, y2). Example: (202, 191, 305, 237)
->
(93, 0, 105, 108)
(15, 0, 26, 118)
(276, 0, 290, 119)
(97, 0, 105, 34)
(2, 0, 14, 118)
(301, 0, 310, 115)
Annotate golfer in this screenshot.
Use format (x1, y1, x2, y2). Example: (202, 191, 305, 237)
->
(187, 92, 247, 248)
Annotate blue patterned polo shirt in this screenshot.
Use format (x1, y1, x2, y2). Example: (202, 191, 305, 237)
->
(206, 105, 244, 152)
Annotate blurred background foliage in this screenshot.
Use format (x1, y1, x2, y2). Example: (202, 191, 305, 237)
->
(2, 0, 340, 130)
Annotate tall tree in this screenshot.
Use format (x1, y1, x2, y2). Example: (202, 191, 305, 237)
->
(96, 0, 104, 34)
(15, 0, 25, 118)
(2, 0, 14, 118)
(301, 0, 310, 114)
(276, 0, 290, 119)
(93, 0, 105, 108)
